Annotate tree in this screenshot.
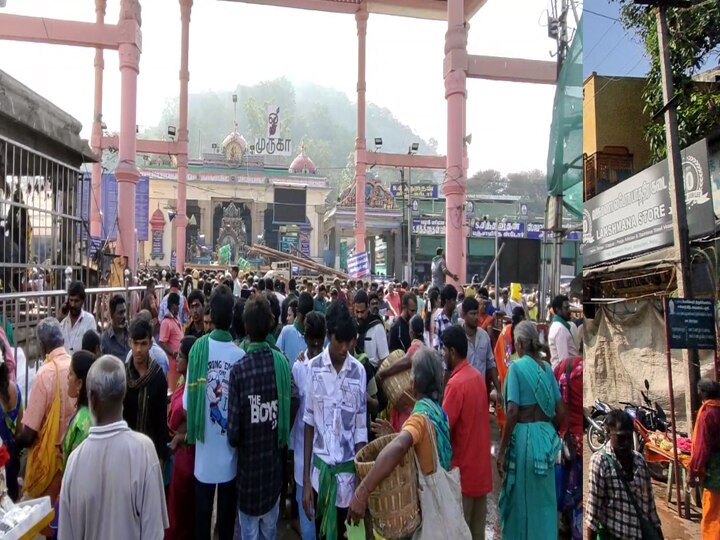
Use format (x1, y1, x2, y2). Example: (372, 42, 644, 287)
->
(614, 0, 720, 161)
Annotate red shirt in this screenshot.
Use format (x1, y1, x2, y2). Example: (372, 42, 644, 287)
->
(554, 357, 583, 445)
(442, 360, 492, 497)
(386, 292, 401, 317)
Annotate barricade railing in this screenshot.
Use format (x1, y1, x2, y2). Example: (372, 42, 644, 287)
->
(0, 285, 166, 399)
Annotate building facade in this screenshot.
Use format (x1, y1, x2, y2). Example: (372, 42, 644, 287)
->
(138, 127, 331, 268)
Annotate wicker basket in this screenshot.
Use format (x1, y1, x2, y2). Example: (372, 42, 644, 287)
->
(378, 350, 416, 410)
(355, 434, 421, 539)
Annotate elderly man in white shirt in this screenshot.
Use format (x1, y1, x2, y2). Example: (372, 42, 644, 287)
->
(59, 281, 97, 355)
(59, 355, 168, 540)
(548, 294, 577, 369)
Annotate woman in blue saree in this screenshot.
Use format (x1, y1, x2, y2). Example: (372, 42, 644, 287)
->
(498, 321, 566, 539)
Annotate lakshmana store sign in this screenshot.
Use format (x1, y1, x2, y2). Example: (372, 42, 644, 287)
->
(583, 139, 715, 267)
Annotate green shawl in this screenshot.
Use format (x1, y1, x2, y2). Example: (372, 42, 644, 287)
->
(186, 329, 233, 444)
(314, 455, 356, 540)
(293, 319, 305, 336)
(413, 397, 452, 471)
(552, 314, 571, 332)
(242, 337, 291, 448)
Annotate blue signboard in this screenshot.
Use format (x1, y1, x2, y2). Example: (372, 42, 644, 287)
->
(81, 173, 150, 241)
(470, 220, 525, 238)
(526, 223, 580, 241)
(347, 252, 370, 278)
(88, 237, 103, 257)
(666, 298, 717, 350)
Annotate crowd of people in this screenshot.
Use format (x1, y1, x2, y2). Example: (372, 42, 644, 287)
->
(0, 264, 587, 540)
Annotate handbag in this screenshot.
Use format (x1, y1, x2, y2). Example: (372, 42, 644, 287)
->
(599, 449, 664, 540)
(412, 416, 471, 540)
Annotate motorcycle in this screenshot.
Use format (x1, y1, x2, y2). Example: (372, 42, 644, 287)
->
(620, 379, 679, 482)
(585, 399, 612, 452)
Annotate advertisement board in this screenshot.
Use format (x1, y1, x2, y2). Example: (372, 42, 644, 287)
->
(583, 139, 715, 267)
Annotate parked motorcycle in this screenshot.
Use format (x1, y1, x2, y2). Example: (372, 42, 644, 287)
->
(620, 379, 679, 482)
(585, 399, 612, 452)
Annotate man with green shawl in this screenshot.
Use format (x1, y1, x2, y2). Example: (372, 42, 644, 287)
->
(183, 285, 245, 540)
(548, 294, 577, 370)
(302, 302, 367, 540)
(228, 293, 291, 539)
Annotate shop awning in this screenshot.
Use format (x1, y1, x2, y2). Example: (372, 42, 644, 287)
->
(583, 246, 678, 280)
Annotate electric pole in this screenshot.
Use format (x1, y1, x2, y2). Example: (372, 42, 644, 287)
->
(636, 0, 700, 428)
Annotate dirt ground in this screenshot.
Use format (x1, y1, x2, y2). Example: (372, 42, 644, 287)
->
(276, 415, 504, 540)
(582, 442, 701, 540)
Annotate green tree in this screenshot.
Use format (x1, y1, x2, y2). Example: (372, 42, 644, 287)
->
(614, 0, 720, 161)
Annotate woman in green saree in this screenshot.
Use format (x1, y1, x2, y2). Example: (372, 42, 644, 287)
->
(498, 321, 566, 539)
(62, 350, 96, 468)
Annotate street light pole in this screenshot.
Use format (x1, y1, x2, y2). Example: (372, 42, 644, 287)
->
(407, 166, 412, 283)
(494, 218, 499, 307)
(648, 0, 700, 428)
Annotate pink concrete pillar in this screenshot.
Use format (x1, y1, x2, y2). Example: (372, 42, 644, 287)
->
(175, 0, 192, 273)
(115, 0, 142, 273)
(354, 5, 368, 255)
(443, 0, 467, 285)
(89, 0, 107, 239)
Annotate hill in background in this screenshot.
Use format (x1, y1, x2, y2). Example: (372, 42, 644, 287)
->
(139, 77, 547, 214)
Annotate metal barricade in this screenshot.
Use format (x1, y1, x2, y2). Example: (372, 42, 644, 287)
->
(0, 284, 166, 399)
(0, 135, 89, 292)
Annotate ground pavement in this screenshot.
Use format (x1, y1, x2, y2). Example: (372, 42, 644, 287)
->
(582, 441, 700, 540)
(274, 414, 504, 540)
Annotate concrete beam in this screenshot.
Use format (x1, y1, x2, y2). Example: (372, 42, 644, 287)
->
(366, 151, 447, 170)
(0, 15, 140, 51)
(100, 135, 182, 156)
(466, 54, 557, 85)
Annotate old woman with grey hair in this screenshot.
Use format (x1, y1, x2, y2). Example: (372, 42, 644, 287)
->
(497, 320, 566, 540)
(15, 318, 75, 533)
(59, 355, 169, 539)
(347, 346, 452, 524)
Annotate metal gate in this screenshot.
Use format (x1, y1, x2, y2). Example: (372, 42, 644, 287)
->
(0, 134, 88, 291)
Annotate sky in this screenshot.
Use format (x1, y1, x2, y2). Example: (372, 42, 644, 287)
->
(0, 0, 568, 176)
(583, 0, 650, 79)
(584, 0, 718, 79)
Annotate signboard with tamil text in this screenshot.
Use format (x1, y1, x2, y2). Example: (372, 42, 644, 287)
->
(583, 139, 715, 267)
(252, 104, 292, 156)
(412, 218, 445, 236)
(347, 252, 370, 278)
(666, 298, 716, 350)
(470, 220, 524, 238)
(390, 184, 439, 199)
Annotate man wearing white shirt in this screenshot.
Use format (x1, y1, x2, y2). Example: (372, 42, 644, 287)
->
(497, 288, 520, 315)
(548, 294, 577, 369)
(231, 266, 243, 297)
(59, 281, 97, 355)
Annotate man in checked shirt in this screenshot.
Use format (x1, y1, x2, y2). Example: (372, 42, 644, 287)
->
(586, 409, 663, 539)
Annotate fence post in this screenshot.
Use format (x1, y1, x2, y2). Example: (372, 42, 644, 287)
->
(65, 266, 73, 291)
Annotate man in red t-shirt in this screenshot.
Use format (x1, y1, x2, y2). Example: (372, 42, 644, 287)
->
(385, 282, 401, 318)
(441, 325, 492, 540)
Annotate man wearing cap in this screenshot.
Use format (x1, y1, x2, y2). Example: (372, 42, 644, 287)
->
(431, 248, 459, 289)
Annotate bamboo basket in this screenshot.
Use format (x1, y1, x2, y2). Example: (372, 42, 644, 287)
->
(378, 350, 416, 410)
(355, 434, 421, 539)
